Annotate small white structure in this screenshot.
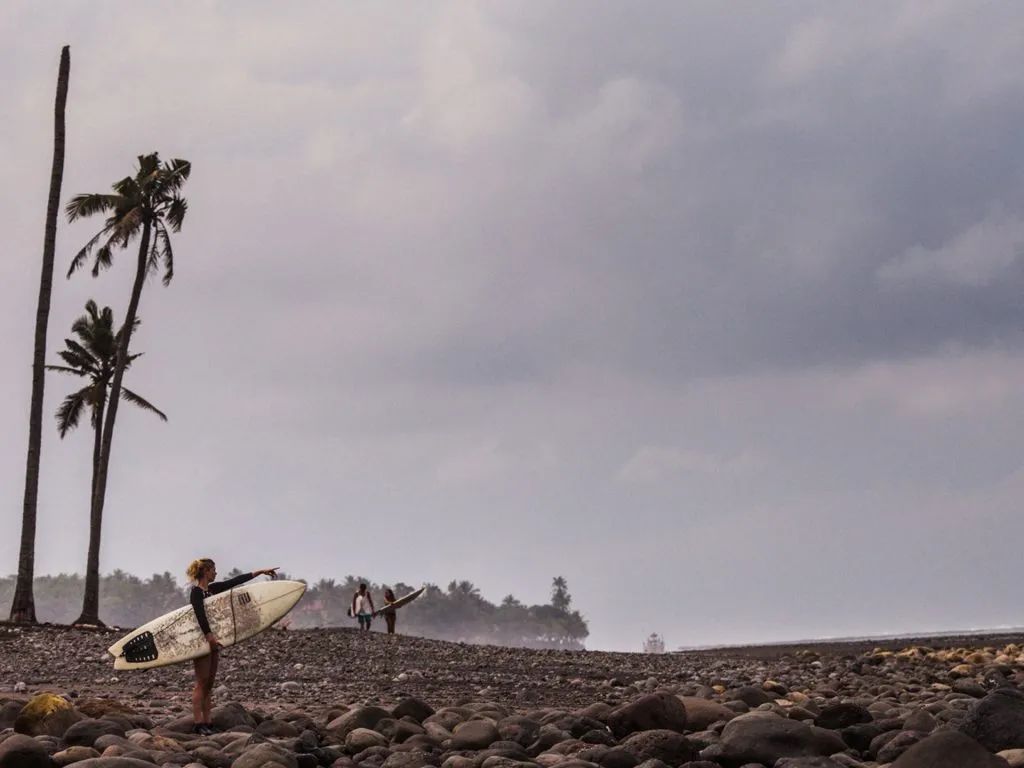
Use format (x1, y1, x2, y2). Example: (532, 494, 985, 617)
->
(643, 632, 665, 654)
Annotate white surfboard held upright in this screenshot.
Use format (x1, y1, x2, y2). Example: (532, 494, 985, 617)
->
(108, 579, 306, 670)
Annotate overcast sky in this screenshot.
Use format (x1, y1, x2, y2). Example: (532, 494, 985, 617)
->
(3, 2, 1024, 651)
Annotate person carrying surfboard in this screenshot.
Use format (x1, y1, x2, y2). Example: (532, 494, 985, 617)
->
(186, 558, 278, 735)
(381, 588, 398, 634)
(351, 582, 375, 630)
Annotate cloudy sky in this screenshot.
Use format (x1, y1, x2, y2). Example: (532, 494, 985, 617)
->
(3, 2, 1024, 651)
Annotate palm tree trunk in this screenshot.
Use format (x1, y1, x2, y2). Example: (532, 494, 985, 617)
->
(87, 220, 151, 588)
(74, 392, 106, 626)
(11, 46, 71, 624)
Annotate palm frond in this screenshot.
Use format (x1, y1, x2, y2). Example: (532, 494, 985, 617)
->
(55, 387, 91, 437)
(66, 193, 121, 222)
(45, 364, 88, 377)
(155, 221, 175, 284)
(91, 243, 115, 277)
(112, 175, 139, 200)
(121, 388, 168, 421)
(57, 349, 96, 372)
(113, 316, 141, 347)
(63, 338, 99, 368)
(67, 226, 112, 278)
(155, 159, 192, 197)
(165, 196, 188, 233)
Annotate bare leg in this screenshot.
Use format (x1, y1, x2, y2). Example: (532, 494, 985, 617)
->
(192, 655, 211, 725)
(204, 649, 219, 724)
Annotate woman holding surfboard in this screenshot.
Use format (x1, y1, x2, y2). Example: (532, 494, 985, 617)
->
(186, 558, 278, 735)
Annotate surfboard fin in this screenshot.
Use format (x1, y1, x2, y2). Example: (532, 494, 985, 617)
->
(122, 631, 159, 664)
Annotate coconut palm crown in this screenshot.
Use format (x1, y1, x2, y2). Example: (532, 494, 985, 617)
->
(47, 300, 166, 437)
(66, 152, 189, 286)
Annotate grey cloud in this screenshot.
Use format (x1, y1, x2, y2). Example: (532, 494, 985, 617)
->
(4, 2, 1024, 650)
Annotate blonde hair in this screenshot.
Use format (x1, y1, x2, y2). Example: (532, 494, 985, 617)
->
(186, 558, 214, 582)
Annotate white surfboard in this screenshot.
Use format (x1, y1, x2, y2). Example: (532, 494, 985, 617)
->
(376, 586, 426, 615)
(108, 579, 306, 670)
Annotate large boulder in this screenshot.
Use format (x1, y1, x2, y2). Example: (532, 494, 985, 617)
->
(211, 702, 256, 731)
(394, 698, 435, 723)
(962, 689, 1024, 752)
(0, 700, 23, 731)
(452, 720, 500, 750)
(891, 731, 1010, 767)
(718, 712, 845, 767)
(608, 695, 688, 738)
(63, 717, 127, 747)
(256, 719, 301, 738)
(620, 729, 696, 764)
(347, 728, 390, 752)
(0, 734, 51, 768)
(679, 698, 736, 731)
(13, 693, 84, 737)
(327, 706, 393, 740)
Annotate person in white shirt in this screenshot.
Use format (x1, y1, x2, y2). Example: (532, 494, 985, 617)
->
(351, 583, 375, 630)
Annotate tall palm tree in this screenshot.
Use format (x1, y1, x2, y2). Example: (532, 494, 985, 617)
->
(12, 46, 71, 624)
(47, 300, 166, 625)
(65, 152, 189, 600)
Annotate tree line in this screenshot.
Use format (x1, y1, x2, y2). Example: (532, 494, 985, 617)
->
(0, 572, 589, 649)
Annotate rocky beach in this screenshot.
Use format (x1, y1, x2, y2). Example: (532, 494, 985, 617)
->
(3, 625, 1024, 767)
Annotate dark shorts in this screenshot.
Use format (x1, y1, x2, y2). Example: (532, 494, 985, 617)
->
(358, 613, 372, 629)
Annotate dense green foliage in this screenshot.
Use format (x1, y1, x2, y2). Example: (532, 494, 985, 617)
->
(0, 572, 589, 649)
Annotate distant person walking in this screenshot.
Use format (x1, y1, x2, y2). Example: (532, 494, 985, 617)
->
(186, 558, 278, 735)
(352, 582, 375, 630)
(381, 588, 398, 634)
